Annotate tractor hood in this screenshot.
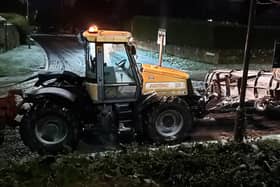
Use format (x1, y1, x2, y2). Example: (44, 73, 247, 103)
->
(141, 64, 189, 80)
(141, 64, 190, 96)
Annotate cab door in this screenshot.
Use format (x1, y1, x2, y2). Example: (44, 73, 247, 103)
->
(101, 43, 138, 102)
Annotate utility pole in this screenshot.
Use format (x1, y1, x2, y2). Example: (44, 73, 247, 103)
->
(25, 0, 29, 22)
(234, 0, 256, 142)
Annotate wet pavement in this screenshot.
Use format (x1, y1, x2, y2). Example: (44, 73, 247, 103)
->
(1, 111, 279, 162)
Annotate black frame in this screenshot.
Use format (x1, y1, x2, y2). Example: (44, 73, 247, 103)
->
(85, 42, 142, 103)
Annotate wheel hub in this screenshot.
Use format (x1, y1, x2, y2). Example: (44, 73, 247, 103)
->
(155, 110, 183, 137)
(35, 116, 68, 145)
(162, 115, 176, 127)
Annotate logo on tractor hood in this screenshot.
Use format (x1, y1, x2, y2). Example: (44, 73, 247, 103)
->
(146, 82, 186, 90)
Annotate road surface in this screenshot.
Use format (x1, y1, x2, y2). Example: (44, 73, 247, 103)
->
(33, 34, 85, 76)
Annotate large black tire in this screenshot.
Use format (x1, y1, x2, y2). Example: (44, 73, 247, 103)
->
(144, 96, 193, 143)
(20, 98, 79, 155)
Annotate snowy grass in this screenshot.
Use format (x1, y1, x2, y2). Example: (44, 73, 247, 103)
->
(0, 44, 46, 84)
(137, 48, 273, 81)
(137, 49, 272, 72)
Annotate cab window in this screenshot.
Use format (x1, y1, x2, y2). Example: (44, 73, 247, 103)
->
(86, 43, 96, 80)
(103, 44, 135, 84)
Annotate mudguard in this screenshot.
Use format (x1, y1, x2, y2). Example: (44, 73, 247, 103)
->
(35, 71, 82, 87)
(138, 92, 161, 112)
(19, 86, 93, 120)
(27, 87, 76, 103)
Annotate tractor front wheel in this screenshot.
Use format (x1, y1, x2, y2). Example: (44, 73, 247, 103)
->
(20, 99, 79, 155)
(145, 96, 193, 143)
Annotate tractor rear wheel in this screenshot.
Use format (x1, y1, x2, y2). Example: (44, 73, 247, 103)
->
(20, 99, 79, 155)
(145, 96, 193, 143)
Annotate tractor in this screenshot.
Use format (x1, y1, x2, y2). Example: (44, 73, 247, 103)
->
(18, 26, 206, 154)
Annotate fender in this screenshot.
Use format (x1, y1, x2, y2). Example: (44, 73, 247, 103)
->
(27, 87, 76, 103)
(35, 71, 82, 87)
(138, 92, 161, 112)
(17, 87, 77, 115)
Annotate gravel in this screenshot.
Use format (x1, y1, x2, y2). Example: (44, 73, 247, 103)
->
(0, 127, 38, 163)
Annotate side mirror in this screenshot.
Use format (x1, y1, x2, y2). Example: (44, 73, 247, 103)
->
(137, 63, 143, 72)
(77, 31, 86, 44)
(129, 45, 136, 56)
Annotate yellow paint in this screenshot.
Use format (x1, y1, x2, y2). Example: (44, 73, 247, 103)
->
(85, 82, 98, 101)
(83, 30, 132, 43)
(141, 64, 190, 96)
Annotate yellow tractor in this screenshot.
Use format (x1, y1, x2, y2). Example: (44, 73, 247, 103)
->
(19, 26, 206, 154)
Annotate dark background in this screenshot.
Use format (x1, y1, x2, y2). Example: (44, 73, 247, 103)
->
(1, 0, 280, 30)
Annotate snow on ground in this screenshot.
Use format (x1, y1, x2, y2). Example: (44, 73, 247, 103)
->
(0, 41, 274, 93)
(137, 49, 272, 79)
(136, 49, 273, 89)
(0, 44, 46, 85)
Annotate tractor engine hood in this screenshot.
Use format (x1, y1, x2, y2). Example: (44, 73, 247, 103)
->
(141, 64, 189, 79)
(141, 64, 190, 96)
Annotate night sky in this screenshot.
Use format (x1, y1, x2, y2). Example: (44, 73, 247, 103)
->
(1, 0, 280, 28)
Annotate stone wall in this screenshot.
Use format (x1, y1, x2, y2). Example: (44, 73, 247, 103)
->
(0, 16, 20, 53)
(0, 16, 5, 53)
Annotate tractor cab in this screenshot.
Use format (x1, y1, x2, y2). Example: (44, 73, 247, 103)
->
(82, 25, 142, 103)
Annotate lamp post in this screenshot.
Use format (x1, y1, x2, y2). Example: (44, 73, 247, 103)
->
(234, 0, 256, 142)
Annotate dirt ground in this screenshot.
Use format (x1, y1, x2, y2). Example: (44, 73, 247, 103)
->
(192, 112, 280, 141)
(0, 111, 279, 163)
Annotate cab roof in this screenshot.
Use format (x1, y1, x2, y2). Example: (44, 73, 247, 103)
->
(83, 30, 132, 43)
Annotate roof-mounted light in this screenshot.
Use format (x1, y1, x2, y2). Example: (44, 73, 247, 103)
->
(88, 25, 98, 33)
(129, 37, 134, 43)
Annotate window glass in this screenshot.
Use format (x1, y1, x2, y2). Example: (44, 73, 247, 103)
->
(104, 44, 135, 84)
(88, 43, 96, 73)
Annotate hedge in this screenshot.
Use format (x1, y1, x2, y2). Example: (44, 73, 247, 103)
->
(132, 16, 280, 49)
(0, 140, 280, 187)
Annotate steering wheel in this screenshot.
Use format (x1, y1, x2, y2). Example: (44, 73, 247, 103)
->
(115, 59, 127, 68)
